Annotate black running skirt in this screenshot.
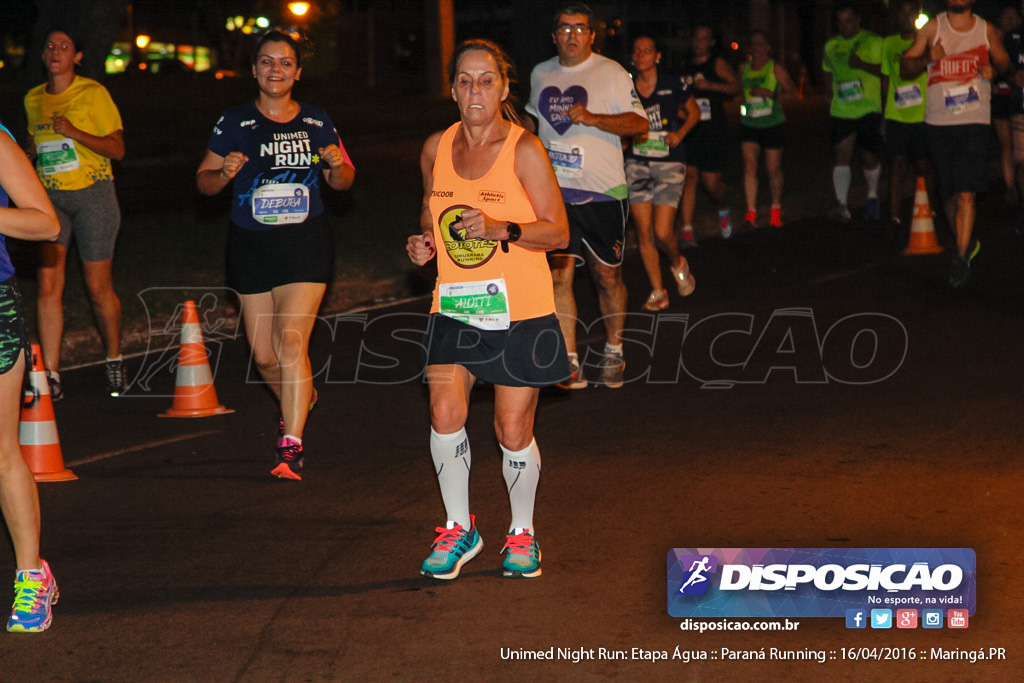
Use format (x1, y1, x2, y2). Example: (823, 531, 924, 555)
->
(423, 313, 571, 388)
(226, 213, 334, 294)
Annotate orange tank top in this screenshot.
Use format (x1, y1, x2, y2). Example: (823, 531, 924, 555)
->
(429, 122, 556, 321)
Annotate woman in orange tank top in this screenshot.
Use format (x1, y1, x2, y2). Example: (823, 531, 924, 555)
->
(407, 39, 569, 581)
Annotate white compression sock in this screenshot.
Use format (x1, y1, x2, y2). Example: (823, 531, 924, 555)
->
(864, 165, 881, 198)
(430, 427, 472, 530)
(502, 439, 541, 532)
(833, 165, 852, 205)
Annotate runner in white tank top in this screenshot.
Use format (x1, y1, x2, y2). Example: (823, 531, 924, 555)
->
(901, 0, 1010, 288)
(925, 11, 992, 126)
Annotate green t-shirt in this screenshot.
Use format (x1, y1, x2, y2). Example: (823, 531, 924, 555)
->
(740, 59, 785, 128)
(881, 34, 927, 123)
(823, 30, 883, 119)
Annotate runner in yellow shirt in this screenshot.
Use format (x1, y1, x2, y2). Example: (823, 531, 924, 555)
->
(24, 28, 126, 398)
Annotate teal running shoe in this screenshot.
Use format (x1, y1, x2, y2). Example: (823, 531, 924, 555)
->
(420, 515, 482, 580)
(7, 560, 59, 633)
(501, 529, 542, 578)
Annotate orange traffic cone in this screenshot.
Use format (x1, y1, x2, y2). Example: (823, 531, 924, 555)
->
(159, 300, 234, 418)
(19, 344, 76, 482)
(904, 176, 943, 255)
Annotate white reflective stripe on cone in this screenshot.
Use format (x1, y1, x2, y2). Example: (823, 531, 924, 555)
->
(180, 323, 204, 345)
(30, 370, 50, 395)
(175, 363, 214, 387)
(19, 420, 59, 446)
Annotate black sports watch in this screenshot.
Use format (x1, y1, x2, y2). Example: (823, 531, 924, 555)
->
(505, 222, 522, 243)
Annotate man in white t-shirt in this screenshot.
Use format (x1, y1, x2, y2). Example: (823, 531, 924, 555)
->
(525, 2, 648, 388)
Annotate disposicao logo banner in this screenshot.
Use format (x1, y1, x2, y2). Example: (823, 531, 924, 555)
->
(667, 548, 975, 618)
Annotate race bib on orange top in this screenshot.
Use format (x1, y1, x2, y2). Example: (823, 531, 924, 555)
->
(439, 278, 510, 330)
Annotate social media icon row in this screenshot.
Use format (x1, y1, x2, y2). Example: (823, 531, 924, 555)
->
(845, 608, 968, 629)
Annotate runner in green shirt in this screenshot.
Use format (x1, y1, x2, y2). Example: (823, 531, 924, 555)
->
(823, 2, 884, 221)
(739, 30, 797, 228)
(881, 0, 933, 237)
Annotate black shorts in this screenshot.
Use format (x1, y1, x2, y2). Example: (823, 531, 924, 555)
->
(555, 199, 628, 267)
(423, 313, 570, 387)
(884, 119, 929, 163)
(682, 122, 729, 172)
(0, 277, 29, 375)
(226, 213, 334, 295)
(830, 113, 884, 155)
(927, 123, 989, 198)
(738, 123, 785, 150)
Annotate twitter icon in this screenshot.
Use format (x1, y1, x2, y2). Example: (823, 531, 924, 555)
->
(870, 609, 892, 629)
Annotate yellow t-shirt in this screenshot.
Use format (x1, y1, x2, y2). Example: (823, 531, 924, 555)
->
(25, 76, 123, 190)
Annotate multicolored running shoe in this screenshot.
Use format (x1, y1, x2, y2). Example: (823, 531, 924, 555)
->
(719, 209, 733, 239)
(501, 529, 542, 578)
(7, 560, 58, 633)
(642, 289, 669, 312)
(670, 257, 696, 297)
(271, 437, 304, 480)
(420, 515, 482, 580)
(276, 387, 319, 447)
(556, 358, 588, 390)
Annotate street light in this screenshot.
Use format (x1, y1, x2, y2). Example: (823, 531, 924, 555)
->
(136, 34, 151, 49)
(288, 2, 310, 17)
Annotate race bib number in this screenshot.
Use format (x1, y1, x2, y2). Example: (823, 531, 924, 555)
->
(696, 98, 712, 121)
(439, 278, 510, 330)
(36, 138, 80, 175)
(943, 83, 981, 115)
(893, 84, 922, 109)
(252, 183, 310, 225)
(744, 96, 773, 118)
(837, 80, 864, 103)
(547, 140, 584, 179)
(632, 130, 670, 158)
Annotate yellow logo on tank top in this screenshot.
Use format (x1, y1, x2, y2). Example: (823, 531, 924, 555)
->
(439, 205, 498, 268)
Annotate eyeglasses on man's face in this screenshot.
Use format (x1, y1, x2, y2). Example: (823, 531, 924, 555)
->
(555, 24, 592, 36)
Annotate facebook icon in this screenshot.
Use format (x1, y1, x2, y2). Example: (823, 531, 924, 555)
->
(846, 609, 867, 629)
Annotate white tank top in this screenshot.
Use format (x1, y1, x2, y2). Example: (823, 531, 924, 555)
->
(925, 12, 991, 126)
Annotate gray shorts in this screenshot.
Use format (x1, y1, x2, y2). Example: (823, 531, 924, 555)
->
(47, 179, 121, 261)
(625, 159, 686, 207)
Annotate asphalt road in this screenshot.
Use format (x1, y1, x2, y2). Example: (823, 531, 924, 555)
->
(1, 196, 1022, 681)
